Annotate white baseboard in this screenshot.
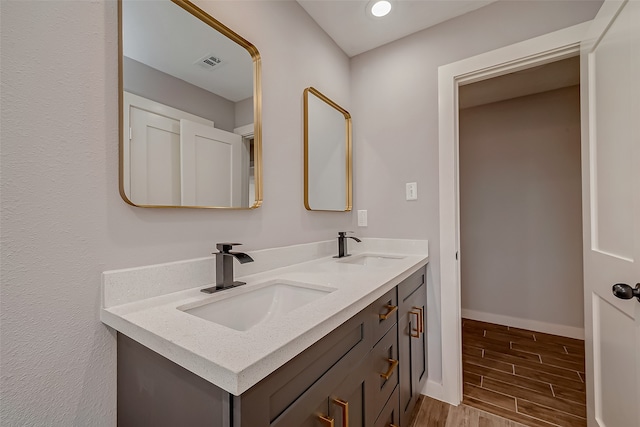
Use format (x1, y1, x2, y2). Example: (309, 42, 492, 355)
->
(423, 378, 461, 406)
(461, 309, 584, 340)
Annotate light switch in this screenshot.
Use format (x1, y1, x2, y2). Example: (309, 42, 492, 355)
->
(357, 210, 368, 227)
(406, 182, 418, 200)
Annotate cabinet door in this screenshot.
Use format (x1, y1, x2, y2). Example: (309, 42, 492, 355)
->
(271, 395, 329, 427)
(129, 107, 181, 205)
(410, 284, 427, 389)
(369, 327, 399, 422)
(241, 309, 371, 427)
(117, 333, 229, 427)
(329, 361, 368, 427)
(398, 280, 427, 426)
(180, 119, 243, 206)
(374, 387, 400, 427)
(271, 358, 368, 427)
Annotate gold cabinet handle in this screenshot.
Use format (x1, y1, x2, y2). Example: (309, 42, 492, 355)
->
(409, 310, 420, 338)
(413, 306, 424, 334)
(318, 415, 334, 427)
(380, 358, 399, 380)
(379, 304, 398, 320)
(332, 398, 349, 427)
(390, 424, 399, 427)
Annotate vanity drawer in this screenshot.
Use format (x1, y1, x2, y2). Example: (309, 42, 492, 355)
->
(238, 308, 372, 427)
(369, 325, 399, 421)
(398, 268, 425, 304)
(371, 287, 398, 344)
(268, 354, 369, 427)
(374, 386, 400, 427)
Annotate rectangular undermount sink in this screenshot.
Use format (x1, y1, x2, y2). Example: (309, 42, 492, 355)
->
(337, 254, 405, 267)
(179, 281, 336, 331)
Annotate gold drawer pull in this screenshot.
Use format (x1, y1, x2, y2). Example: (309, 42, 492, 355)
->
(413, 306, 424, 334)
(390, 424, 399, 427)
(380, 358, 399, 380)
(333, 398, 349, 427)
(379, 304, 398, 320)
(409, 310, 420, 338)
(318, 415, 334, 427)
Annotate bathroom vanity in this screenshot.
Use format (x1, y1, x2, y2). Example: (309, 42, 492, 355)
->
(101, 240, 429, 427)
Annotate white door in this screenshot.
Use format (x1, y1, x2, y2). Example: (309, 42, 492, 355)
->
(123, 92, 214, 206)
(581, 1, 640, 426)
(129, 107, 181, 205)
(180, 119, 243, 207)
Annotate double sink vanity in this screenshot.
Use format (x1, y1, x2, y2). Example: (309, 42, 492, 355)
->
(101, 239, 429, 427)
(112, 2, 429, 425)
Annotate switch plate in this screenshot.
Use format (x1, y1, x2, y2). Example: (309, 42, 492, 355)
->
(406, 182, 418, 200)
(357, 210, 368, 227)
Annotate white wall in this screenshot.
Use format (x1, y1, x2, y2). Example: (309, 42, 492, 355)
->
(350, 0, 601, 384)
(0, 1, 351, 425)
(459, 86, 584, 331)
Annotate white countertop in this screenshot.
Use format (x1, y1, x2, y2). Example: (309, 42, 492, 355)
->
(101, 239, 428, 396)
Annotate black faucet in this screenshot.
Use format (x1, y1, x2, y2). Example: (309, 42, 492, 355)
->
(334, 231, 362, 258)
(201, 243, 254, 293)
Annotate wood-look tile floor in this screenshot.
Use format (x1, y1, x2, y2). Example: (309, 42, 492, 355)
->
(460, 319, 586, 427)
(410, 395, 531, 427)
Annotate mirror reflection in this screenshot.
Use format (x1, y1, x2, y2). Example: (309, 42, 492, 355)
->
(304, 87, 352, 212)
(119, 0, 262, 208)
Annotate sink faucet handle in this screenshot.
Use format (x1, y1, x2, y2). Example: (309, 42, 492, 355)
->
(338, 231, 356, 237)
(215, 242, 243, 253)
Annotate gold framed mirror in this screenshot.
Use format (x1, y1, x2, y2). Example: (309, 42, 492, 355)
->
(304, 87, 352, 212)
(119, 0, 262, 208)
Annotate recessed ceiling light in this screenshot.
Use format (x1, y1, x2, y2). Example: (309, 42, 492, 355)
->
(369, 0, 392, 18)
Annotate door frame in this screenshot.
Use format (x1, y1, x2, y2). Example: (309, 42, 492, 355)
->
(234, 124, 255, 207)
(435, 21, 591, 405)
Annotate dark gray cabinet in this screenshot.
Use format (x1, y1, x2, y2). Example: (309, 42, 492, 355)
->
(117, 265, 427, 427)
(247, 308, 371, 427)
(398, 269, 428, 427)
(117, 333, 231, 427)
(328, 360, 368, 427)
(374, 387, 401, 427)
(269, 356, 368, 427)
(369, 325, 399, 421)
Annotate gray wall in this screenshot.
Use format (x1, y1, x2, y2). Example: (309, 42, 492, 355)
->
(350, 0, 601, 383)
(123, 56, 237, 132)
(459, 86, 584, 329)
(235, 97, 254, 128)
(0, 1, 350, 425)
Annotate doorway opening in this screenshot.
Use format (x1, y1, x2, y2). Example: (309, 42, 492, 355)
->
(436, 22, 592, 412)
(456, 56, 586, 426)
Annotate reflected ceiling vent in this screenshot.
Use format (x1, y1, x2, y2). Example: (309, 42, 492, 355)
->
(195, 54, 223, 71)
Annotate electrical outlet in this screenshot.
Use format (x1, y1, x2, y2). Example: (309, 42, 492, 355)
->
(357, 210, 368, 227)
(406, 182, 418, 200)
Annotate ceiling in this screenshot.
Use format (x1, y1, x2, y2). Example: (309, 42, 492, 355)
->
(296, 0, 497, 57)
(122, 1, 253, 102)
(459, 56, 580, 109)
(122, 0, 571, 102)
